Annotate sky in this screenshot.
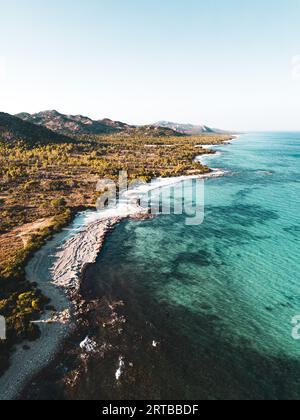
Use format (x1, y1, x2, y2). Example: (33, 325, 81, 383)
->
(1, 0, 300, 131)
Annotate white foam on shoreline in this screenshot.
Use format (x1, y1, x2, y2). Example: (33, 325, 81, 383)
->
(115, 356, 125, 381)
(80, 336, 97, 354)
(0, 143, 231, 400)
(50, 168, 227, 291)
(195, 136, 240, 172)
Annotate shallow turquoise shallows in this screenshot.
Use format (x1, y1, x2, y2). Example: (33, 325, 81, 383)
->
(93, 133, 300, 399)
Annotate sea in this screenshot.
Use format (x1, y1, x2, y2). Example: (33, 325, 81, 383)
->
(24, 132, 300, 400)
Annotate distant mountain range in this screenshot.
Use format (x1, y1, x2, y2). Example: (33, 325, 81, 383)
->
(15, 110, 134, 136)
(115, 124, 185, 138)
(15, 111, 187, 138)
(0, 112, 71, 146)
(154, 121, 234, 135)
(0, 111, 233, 146)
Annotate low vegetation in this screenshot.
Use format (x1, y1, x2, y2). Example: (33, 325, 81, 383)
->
(0, 210, 72, 374)
(0, 129, 231, 374)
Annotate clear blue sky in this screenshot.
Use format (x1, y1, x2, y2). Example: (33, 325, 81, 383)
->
(1, 0, 300, 130)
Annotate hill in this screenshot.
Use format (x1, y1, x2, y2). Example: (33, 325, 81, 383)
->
(14, 111, 232, 139)
(0, 112, 71, 146)
(16, 111, 187, 138)
(16, 110, 134, 136)
(154, 121, 234, 135)
(114, 124, 186, 138)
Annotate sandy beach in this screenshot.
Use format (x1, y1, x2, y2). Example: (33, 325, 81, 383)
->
(0, 146, 228, 400)
(0, 214, 124, 400)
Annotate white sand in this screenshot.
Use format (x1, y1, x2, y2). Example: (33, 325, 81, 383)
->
(0, 228, 73, 400)
(0, 148, 228, 400)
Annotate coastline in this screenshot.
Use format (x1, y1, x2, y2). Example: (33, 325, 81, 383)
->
(0, 140, 235, 400)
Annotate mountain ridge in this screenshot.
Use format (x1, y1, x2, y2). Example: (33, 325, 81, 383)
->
(15, 111, 234, 138)
(0, 112, 71, 146)
(154, 121, 235, 135)
(16, 111, 185, 138)
(15, 110, 133, 136)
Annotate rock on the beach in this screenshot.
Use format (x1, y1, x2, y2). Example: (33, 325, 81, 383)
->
(80, 336, 97, 353)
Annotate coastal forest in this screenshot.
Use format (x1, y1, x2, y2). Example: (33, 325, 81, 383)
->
(0, 111, 230, 374)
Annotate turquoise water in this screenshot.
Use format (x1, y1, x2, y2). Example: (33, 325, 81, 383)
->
(91, 133, 300, 399)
